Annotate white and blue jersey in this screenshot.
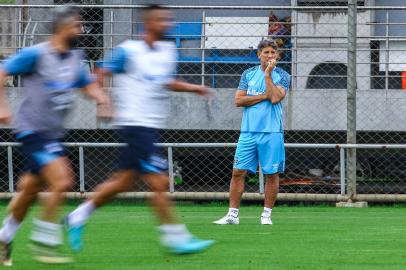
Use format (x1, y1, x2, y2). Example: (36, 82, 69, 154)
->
(1, 42, 94, 173)
(234, 65, 290, 175)
(97, 40, 177, 174)
(2, 42, 93, 138)
(97, 40, 177, 129)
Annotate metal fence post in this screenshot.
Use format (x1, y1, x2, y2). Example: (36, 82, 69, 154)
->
(340, 147, 345, 196)
(286, 0, 297, 130)
(201, 10, 206, 86)
(17, 6, 23, 87)
(110, 9, 114, 49)
(385, 10, 389, 91)
(79, 146, 85, 193)
(347, 0, 357, 201)
(7, 146, 14, 193)
(259, 164, 264, 194)
(168, 146, 175, 193)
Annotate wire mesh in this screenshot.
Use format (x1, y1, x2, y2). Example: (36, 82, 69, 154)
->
(0, 3, 406, 198)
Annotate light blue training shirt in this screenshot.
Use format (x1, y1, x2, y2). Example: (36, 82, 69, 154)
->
(237, 65, 291, 133)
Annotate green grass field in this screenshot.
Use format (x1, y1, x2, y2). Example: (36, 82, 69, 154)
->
(2, 203, 406, 270)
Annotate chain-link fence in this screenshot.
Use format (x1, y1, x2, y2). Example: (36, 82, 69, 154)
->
(1, 2, 406, 201)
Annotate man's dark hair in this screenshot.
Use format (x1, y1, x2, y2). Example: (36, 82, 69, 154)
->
(257, 39, 279, 52)
(144, 4, 166, 12)
(142, 4, 167, 20)
(52, 5, 81, 33)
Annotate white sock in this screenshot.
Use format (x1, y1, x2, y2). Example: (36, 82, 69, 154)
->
(227, 208, 239, 218)
(30, 219, 63, 246)
(0, 215, 21, 243)
(262, 207, 272, 218)
(158, 224, 192, 246)
(68, 201, 96, 227)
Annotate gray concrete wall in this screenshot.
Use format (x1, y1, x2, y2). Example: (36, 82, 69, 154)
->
(3, 87, 98, 129)
(25, 0, 54, 45)
(4, 2, 406, 132)
(0, 6, 17, 56)
(169, 89, 406, 132)
(104, 0, 133, 47)
(5, 87, 406, 132)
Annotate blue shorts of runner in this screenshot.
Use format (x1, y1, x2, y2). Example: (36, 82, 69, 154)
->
(233, 132, 285, 175)
(16, 131, 65, 174)
(117, 126, 168, 174)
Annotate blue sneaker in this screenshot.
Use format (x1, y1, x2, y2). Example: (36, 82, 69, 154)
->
(166, 237, 215, 255)
(62, 217, 84, 253)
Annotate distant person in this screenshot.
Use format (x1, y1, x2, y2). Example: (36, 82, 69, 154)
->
(214, 40, 290, 225)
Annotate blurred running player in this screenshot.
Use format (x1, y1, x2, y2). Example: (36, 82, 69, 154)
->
(65, 4, 214, 255)
(0, 5, 109, 264)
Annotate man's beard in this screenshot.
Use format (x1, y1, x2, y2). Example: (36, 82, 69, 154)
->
(156, 31, 166, 41)
(67, 36, 82, 49)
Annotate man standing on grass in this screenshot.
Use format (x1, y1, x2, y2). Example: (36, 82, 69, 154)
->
(214, 40, 290, 225)
(0, 6, 109, 264)
(64, 4, 215, 255)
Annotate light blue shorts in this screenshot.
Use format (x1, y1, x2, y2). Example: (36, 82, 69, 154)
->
(233, 132, 285, 175)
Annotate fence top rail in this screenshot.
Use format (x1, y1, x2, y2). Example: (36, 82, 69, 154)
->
(0, 5, 355, 10)
(1, 142, 406, 149)
(1, 5, 406, 10)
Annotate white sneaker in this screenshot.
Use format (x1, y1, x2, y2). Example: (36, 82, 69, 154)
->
(260, 215, 272, 225)
(213, 215, 239, 225)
